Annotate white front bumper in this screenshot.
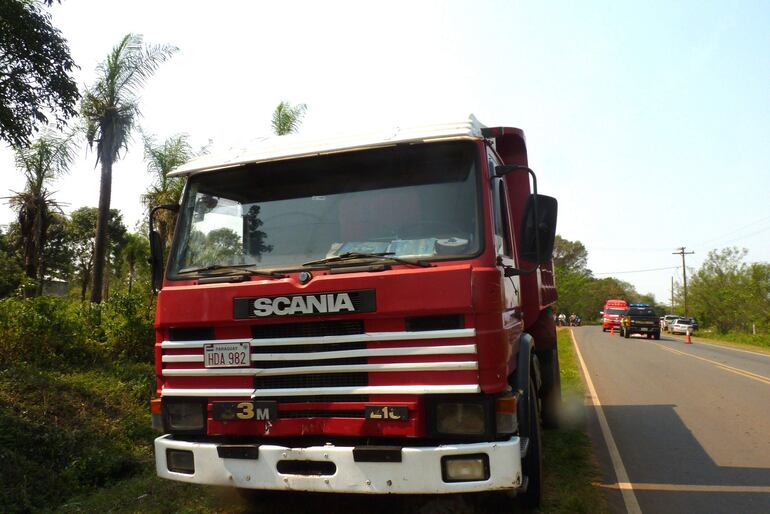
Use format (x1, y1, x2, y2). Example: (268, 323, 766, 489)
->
(155, 435, 522, 494)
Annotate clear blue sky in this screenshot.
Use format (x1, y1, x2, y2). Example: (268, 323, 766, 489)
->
(1, 0, 768, 303)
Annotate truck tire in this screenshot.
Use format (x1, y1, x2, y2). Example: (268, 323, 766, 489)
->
(653, 332, 660, 340)
(537, 348, 561, 429)
(518, 375, 543, 509)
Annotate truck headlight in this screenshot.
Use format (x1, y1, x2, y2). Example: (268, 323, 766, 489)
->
(441, 454, 490, 482)
(436, 402, 486, 435)
(164, 401, 206, 433)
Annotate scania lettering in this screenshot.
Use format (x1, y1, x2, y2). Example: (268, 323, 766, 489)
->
(252, 293, 355, 317)
(148, 116, 559, 508)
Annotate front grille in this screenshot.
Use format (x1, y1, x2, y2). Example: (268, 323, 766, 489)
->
(252, 319, 364, 339)
(251, 319, 369, 390)
(254, 372, 368, 390)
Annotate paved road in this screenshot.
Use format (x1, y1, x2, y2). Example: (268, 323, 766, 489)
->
(571, 326, 770, 514)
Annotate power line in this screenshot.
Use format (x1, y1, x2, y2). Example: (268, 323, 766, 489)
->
(594, 265, 679, 275)
(692, 214, 770, 249)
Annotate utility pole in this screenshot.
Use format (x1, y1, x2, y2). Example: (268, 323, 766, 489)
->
(673, 247, 695, 316)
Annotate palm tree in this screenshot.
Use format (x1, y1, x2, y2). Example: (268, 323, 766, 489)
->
(271, 101, 307, 135)
(80, 33, 177, 303)
(141, 133, 204, 251)
(5, 129, 76, 295)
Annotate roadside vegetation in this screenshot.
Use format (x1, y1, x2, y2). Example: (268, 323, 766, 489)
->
(555, 237, 770, 348)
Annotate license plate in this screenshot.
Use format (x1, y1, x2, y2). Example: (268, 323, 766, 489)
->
(204, 342, 250, 368)
(641, 327, 649, 331)
(213, 401, 277, 421)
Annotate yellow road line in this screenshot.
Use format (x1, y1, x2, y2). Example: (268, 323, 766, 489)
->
(570, 329, 643, 514)
(655, 344, 770, 386)
(597, 482, 770, 493)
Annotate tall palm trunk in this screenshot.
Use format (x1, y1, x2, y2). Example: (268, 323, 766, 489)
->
(90, 158, 112, 303)
(35, 202, 46, 296)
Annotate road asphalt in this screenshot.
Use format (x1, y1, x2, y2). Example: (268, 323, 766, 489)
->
(571, 326, 770, 514)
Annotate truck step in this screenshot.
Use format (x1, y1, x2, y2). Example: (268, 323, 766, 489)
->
(520, 437, 530, 458)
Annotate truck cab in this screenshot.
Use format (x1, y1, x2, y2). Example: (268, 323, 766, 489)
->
(149, 116, 558, 507)
(601, 299, 628, 331)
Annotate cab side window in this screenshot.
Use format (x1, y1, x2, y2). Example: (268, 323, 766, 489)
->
(489, 155, 513, 257)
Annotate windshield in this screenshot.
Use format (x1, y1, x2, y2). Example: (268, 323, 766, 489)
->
(168, 142, 481, 276)
(606, 308, 625, 316)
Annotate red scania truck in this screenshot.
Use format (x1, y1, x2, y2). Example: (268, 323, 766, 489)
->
(148, 116, 559, 508)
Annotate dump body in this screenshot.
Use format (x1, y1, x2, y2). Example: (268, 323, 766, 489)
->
(152, 117, 557, 498)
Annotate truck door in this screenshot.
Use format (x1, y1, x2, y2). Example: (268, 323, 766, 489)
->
(488, 151, 522, 351)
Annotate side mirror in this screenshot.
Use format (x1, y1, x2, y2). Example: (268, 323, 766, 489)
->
(148, 203, 180, 294)
(520, 194, 558, 263)
(149, 230, 164, 292)
(599, 311, 604, 316)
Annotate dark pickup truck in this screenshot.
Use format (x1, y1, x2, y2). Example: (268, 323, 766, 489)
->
(620, 306, 660, 339)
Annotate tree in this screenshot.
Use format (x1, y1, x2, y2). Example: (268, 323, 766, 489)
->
(271, 101, 307, 136)
(0, 227, 23, 297)
(120, 233, 149, 294)
(553, 235, 589, 274)
(0, 0, 79, 147)
(80, 33, 176, 303)
(67, 207, 127, 301)
(141, 133, 197, 250)
(4, 129, 76, 295)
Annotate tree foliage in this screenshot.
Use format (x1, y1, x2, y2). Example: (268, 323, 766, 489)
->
(141, 133, 200, 250)
(271, 100, 307, 136)
(553, 235, 661, 320)
(0, 0, 79, 147)
(689, 248, 770, 333)
(4, 129, 77, 294)
(66, 207, 127, 301)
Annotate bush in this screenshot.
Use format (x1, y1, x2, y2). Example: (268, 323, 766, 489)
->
(101, 292, 156, 362)
(0, 296, 103, 369)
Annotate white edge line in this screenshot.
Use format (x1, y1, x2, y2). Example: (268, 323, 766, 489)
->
(570, 328, 643, 514)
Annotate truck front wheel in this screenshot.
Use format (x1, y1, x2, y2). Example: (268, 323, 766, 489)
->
(518, 376, 543, 509)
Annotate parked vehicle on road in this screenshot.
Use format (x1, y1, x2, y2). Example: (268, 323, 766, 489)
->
(601, 299, 628, 332)
(620, 306, 660, 339)
(661, 314, 681, 332)
(670, 318, 696, 335)
(147, 116, 559, 508)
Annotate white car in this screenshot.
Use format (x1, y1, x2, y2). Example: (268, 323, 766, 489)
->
(670, 319, 695, 335)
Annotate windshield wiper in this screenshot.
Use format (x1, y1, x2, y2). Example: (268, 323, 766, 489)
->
(302, 252, 432, 268)
(178, 264, 287, 278)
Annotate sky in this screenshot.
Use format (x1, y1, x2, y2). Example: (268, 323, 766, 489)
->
(1, 0, 768, 304)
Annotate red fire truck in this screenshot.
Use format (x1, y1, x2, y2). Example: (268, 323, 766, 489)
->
(601, 299, 628, 332)
(148, 116, 559, 508)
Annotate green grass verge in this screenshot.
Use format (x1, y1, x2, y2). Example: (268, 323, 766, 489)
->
(677, 329, 770, 353)
(540, 328, 608, 514)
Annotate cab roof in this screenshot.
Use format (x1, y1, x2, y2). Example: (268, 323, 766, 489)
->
(169, 115, 487, 177)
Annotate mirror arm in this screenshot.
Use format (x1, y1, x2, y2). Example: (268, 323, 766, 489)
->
(495, 165, 542, 264)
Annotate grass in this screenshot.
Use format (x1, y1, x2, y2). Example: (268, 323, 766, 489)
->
(540, 328, 608, 514)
